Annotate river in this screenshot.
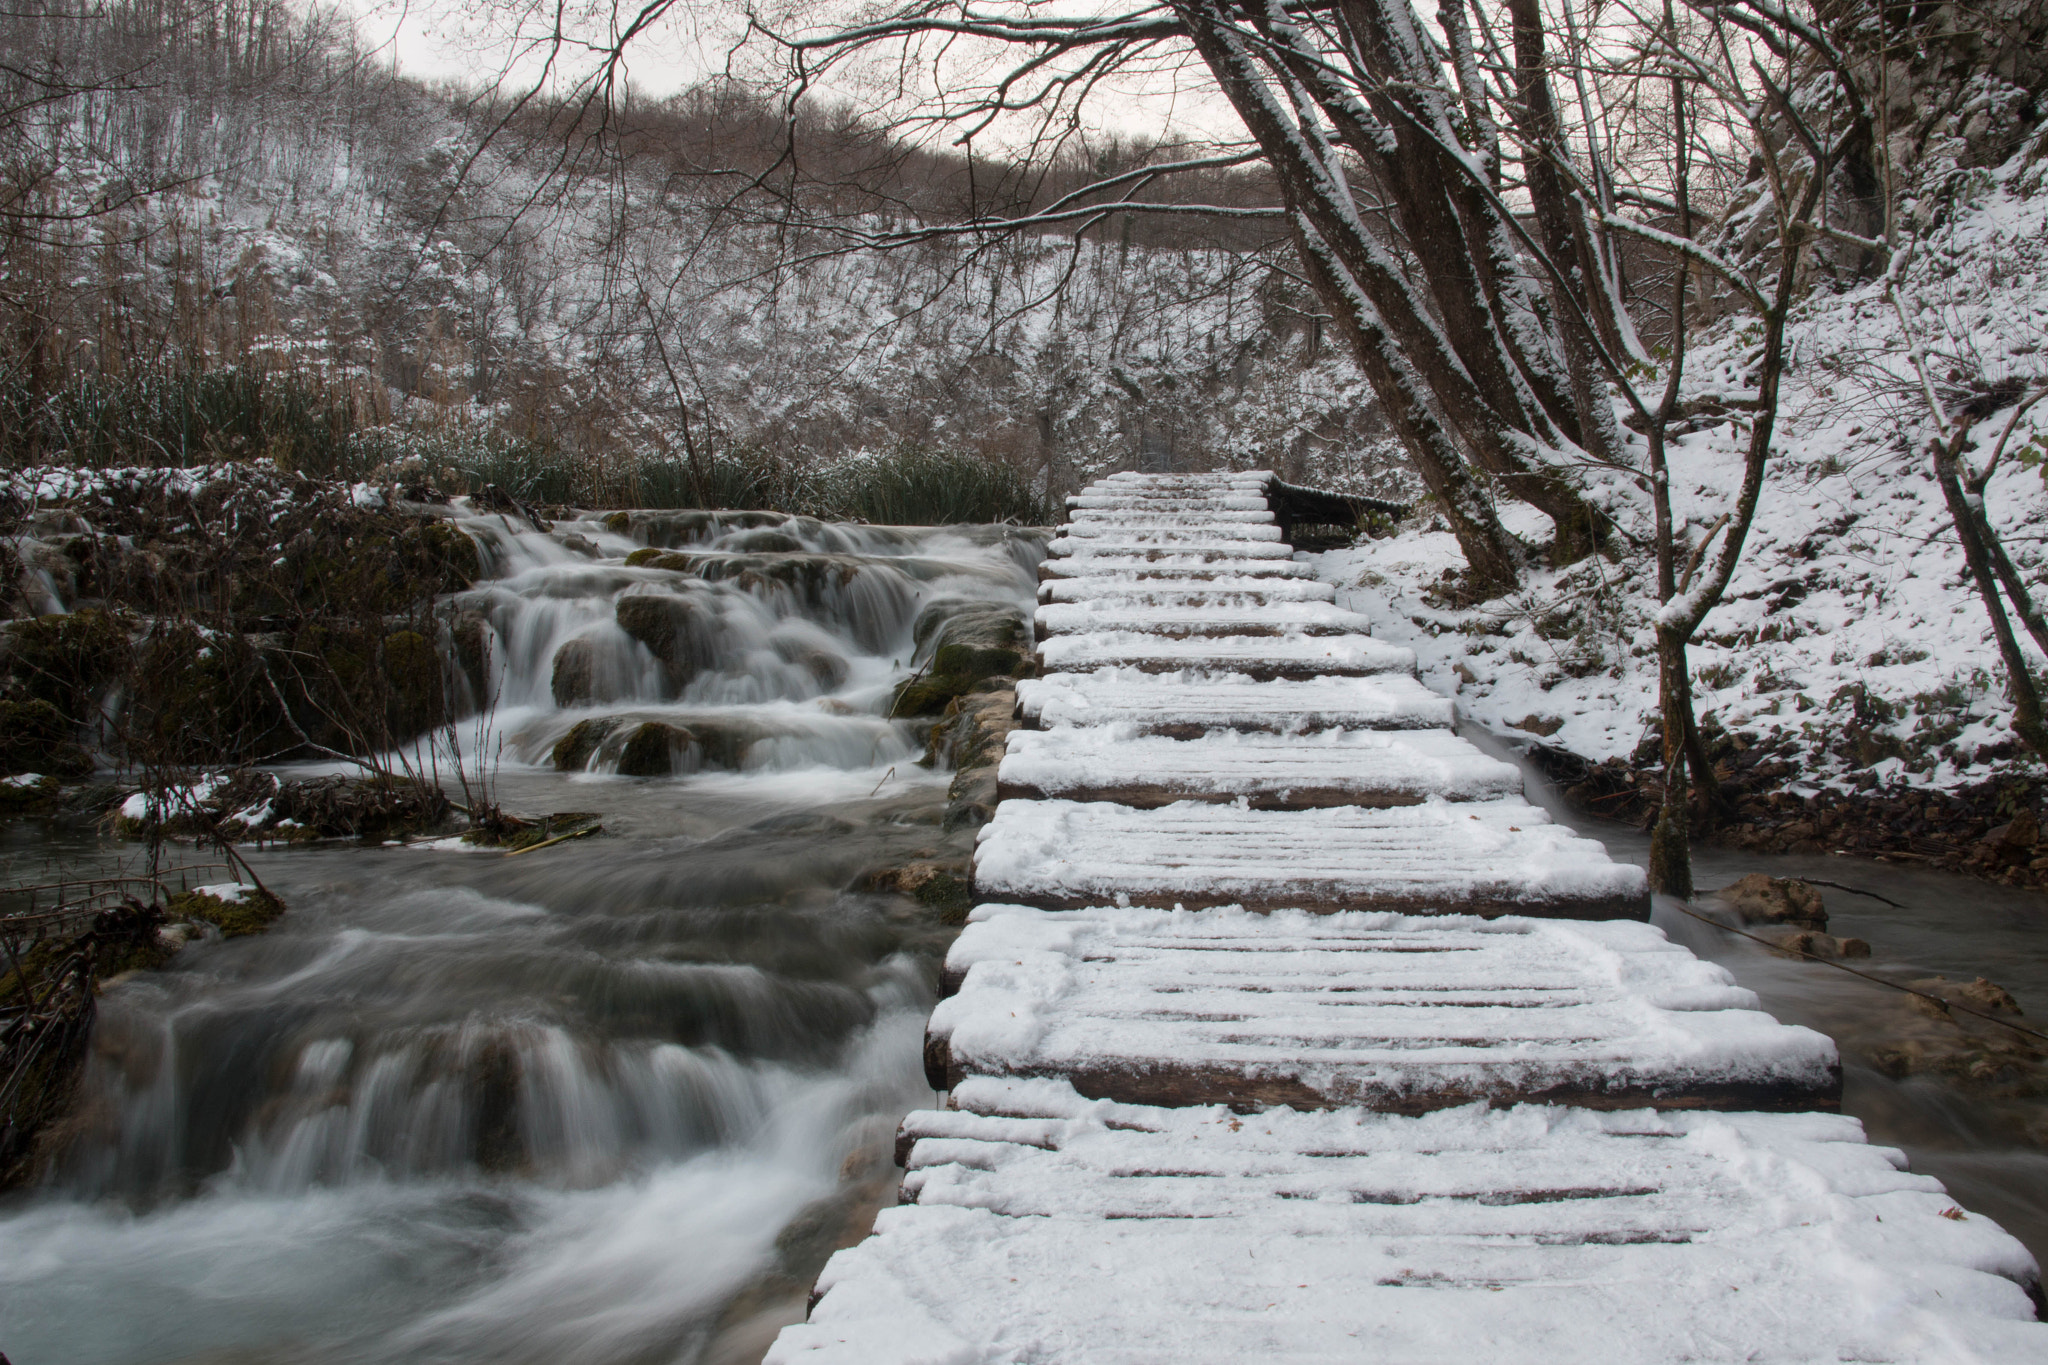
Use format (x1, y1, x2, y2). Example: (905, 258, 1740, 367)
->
(2, 517, 2045, 1363)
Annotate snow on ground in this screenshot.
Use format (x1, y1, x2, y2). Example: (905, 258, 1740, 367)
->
(1317, 147, 2048, 795)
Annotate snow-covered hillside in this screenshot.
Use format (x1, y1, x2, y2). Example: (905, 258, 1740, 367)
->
(1320, 142, 2048, 797)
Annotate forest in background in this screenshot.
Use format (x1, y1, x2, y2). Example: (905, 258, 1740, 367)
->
(0, 0, 1408, 508)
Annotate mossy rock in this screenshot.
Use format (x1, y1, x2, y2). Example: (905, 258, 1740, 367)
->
(722, 528, 804, 554)
(419, 520, 483, 589)
(685, 717, 764, 769)
(0, 699, 93, 777)
(602, 511, 632, 533)
(128, 626, 284, 765)
(623, 546, 694, 569)
(4, 608, 131, 720)
(912, 601, 1029, 681)
(383, 629, 445, 738)
(168, 884, 287, 938)
(0, 773, 62, 814)
(891, 672, 971, 717)
(551, 716, 621, 771)
(551, 637, 599, 706)
(617, 721, 690, 777)
(615, 593, 712, 687)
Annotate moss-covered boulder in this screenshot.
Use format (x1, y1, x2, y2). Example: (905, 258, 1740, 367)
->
(168, 883, 287, 938)
(551, 638, 599, 706)
(127, 625, 285, 765)
(419, 519, 483, 589)
(0, 772, 62, 814)
(551, 716, 621, 771)
(382, 630, 444, 737)
(615, 593, 713, 688)
(616, 721, 690, 776)
(0, 699, 93, 778)
(891, 601, 1032, 717)
(3, 608, 130, 721)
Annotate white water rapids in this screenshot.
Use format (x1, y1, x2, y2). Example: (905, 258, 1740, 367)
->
(0, 507, 1046, 1365)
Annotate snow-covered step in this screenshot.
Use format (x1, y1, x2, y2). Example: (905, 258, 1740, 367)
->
(1100, 470, 1272, 487)
(1058, 522, 1289, 545)
(1068, 494, 1271, 512)
(1064, 507, 1269, 523)
(1034, 599, 1374, 639)
(1036, 630, 1415, 678)
(1016, 669, 1456, 734)
(770, 1080, 2045, 1363)
(998, 727, 1523, 808)
(1038, 575, 1338, 604)
(1046, 538, 1299, 564)
(1039, 553, 1316, 580)
(925, 906, 1841, 1111)
(971, 798, 1651, 918)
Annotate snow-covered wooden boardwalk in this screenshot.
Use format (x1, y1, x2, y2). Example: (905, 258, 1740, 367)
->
(769, 471, 2045, 1362)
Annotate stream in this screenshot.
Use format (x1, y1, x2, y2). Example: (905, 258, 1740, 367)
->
(0, 510, 1043, 1365)
(3, 518, 2046, 1363)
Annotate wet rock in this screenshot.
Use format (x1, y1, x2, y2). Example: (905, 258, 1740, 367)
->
(624, 547, 693, 570)
(856, 859, 974, 923)
(616, 722, 689, 777)
(615, 592, 713, 688)
(924, 687, 1019, 831)
(167, 883, 287, 938)
(551, 638, 598, 707)
(382, 629, 444, 738)
(1906, 975, 2025, 1018)
(1714, 872, 1827, 929)
(1510, 714, 1564, 737)
(775, 639, 850, 691)
(722, 528, 805, 554)
(419, 519, 482, 589)
(0, 772, 62, 814)
(0, 699, 92, 778)
(550, 717, 621, 772)
(893, 601, 1031, 717)
(1764, 928, 1871, 960)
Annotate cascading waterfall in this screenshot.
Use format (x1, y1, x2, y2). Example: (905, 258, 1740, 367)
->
(0, 505, 1047, 1365)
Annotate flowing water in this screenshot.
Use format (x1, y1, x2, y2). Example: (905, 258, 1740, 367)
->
(6, 513, 2048, 1362)
(0, 509, 1045, 1365)
(1467, 723, 2048, 1266)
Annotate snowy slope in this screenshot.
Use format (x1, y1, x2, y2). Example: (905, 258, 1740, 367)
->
(1318, 146, 2048, 794)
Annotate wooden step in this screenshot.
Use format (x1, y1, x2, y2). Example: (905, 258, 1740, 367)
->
(1046, 540, 1299, 564)
(925, 905, 1841, 1111)
(1064, 501, 1269, 523)
(1015, 670, 1457, 734)
(1036, 631, 1416, 678)
(1058, 523, 1289, 544)
(996, 727, 1524, 808)
(1038, 576, 1338, 605)
(970, 798, 1651, 918)
(770, 1080, 2045, 1363)
(1034, 599, 1375, 639)
(1097, 471, 1273, 488)
(1068, 494, 1271, 512)
(1039, 555, 1317, 581)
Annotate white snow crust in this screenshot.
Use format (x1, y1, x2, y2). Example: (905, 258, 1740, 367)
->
(971, 798, 1650, 913)
(1039, 553, 1317, 578)
(998, 725, 1525, 804)
(773, 1083, 2045, 1364)
(930, 904, 1839, 1106)
(1015, 668, 1456, 732)
(1037, 575, 1338, 603)
(1035, 631, 1417, 677)
(1034, 599, 1375, 637)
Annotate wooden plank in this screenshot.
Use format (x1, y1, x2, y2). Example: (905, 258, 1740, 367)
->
(997, 727, 1524, 808)
(1065, 509, 1277, 526)
(1015, 670, 1457, 734)
(1068, 494, 1271, 512)
(1035, 631, 1416, 678)
(923, 905, 1840, 1112)
(970, 798, 1651, 919)
(1057, 523, 1290, 545)
(1038, 555, 1318, 581)
(771, 1080, 2044, 1364)
(1038, 576, 1338, 605)
(1034, 599, 1376, 639)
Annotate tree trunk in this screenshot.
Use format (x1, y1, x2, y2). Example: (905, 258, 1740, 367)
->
(1649, 625, 1695, 898)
